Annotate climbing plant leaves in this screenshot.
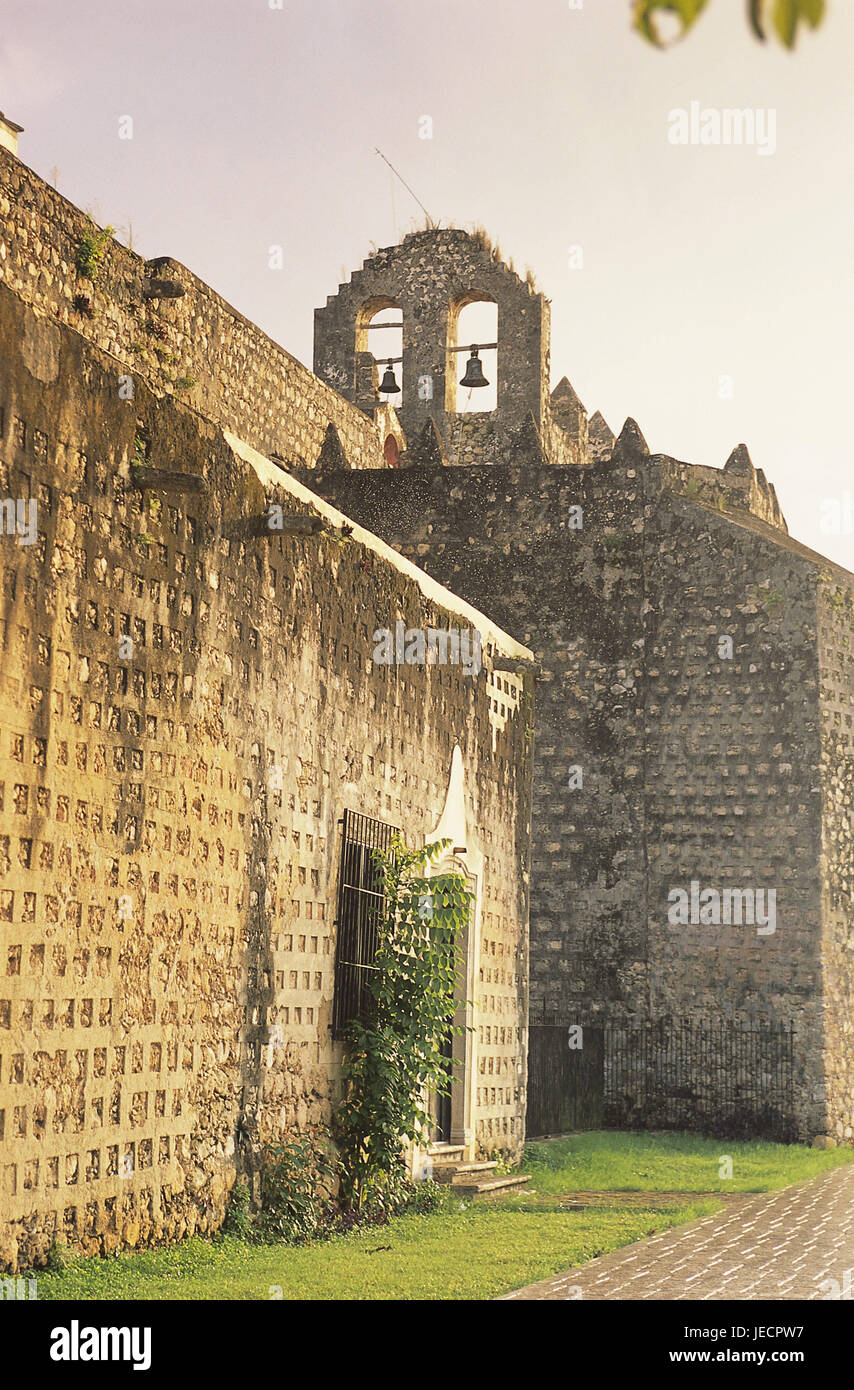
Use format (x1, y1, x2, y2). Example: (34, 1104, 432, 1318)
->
(334, 835, 473, 1213)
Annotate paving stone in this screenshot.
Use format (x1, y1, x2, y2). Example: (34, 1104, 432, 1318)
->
(499, 1166, 854, 1300)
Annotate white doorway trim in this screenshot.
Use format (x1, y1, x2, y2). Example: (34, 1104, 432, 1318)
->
(425, 745, 482, 1161)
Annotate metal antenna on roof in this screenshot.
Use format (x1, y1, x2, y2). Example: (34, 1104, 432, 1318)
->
(374, 148, 435, 229)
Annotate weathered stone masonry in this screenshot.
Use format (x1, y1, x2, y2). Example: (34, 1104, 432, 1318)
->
(2, 129, 852, 1272)
(0, 265, 534, 1272)
(307, 233, 854, 1145)
(0, 145, 383, 471)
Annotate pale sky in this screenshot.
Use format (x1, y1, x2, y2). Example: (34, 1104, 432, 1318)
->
(2, 0, 852, 564)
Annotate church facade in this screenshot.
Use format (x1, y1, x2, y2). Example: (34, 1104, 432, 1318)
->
(306, 228, 854, 1147)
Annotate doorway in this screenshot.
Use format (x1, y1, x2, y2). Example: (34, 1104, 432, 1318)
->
(432, 1029, 454, 1144)
(425, 851, 478, 1151)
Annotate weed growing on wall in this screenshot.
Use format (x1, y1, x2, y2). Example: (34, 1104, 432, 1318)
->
(335, 836, 472, 1214)
(74, 220, 115, 280)
(255, 1129, 337, 1243)
(45, 1239, 69, 1273)
(220, 1181, 253, 1241)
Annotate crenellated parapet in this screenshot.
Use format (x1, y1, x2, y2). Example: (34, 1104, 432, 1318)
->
(662, 443, 787, 531)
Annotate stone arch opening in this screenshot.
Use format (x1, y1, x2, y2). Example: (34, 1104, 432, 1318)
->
(446, 295, 498, 415)
(357, 299, 403, 406)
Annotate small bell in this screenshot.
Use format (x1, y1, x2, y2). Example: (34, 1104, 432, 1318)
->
(460, 346, 489, 389)
(379, 362, 400, 395)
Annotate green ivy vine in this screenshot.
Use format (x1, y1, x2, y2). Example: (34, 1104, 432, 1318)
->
(334, 835, 472, 1213)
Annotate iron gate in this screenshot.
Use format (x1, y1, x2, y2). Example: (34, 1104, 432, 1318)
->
(527, 1021, 604, 1135)
(526, 1015, 796, 1141)
(331, 809, 398, 1038)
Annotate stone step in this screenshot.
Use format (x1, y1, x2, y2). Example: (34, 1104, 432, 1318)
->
(426, 1144, 465, 1168)
(451, 1173, 532, 1200)
(434, 1160, 497, 1184)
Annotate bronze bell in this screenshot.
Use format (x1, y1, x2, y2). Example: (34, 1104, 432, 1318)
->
(460, 346, 489, 389)
(379, 361, 400, 395)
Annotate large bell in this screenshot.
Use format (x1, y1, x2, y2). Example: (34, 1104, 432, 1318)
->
(379, 361, 400, 395)
(460, 346, 489, 389)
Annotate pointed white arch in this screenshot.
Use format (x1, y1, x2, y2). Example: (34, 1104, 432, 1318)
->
(424, 744, 482, 1157)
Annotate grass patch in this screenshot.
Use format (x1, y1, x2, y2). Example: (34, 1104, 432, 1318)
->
(30, 1131, 850, 1301)
(523, 1130, 854, 1195)
(32, 1198, 717, 1302)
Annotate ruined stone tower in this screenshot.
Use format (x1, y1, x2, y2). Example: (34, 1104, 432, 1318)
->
(306, 228, 854, 1146)
(314, 228, 587, 469)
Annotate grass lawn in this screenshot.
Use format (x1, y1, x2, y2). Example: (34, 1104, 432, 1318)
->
(523, 1129, 854, 1195)
(34, 1199, 717, 1302)
(31, 1130, 853, 1301)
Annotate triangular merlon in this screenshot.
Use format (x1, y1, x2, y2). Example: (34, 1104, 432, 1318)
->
(315, 422, 350, 471)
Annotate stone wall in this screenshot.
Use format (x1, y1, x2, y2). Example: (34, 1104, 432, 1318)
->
(0, 279, 534, 1272)
(643, 488, 826, 1137)
(308, 424, 853, 1141)
(445, 413, 499, 468)
(0, 146, 382, 471)
(307, 434, 651, 1027)
(817, 576, 854, 1141)
(661, 453, 786, 533)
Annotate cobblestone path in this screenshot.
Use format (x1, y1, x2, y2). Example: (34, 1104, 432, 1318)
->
(500, 1165, 854, 1300)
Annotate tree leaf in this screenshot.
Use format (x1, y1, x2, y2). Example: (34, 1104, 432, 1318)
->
(798, 0, 825, 26)
(633, 0, 710, 46)
(748, 0, 767, 39)
(637, 0, 825, 47)
(773, 0, 797, 44)
(772, 0, 824, 46)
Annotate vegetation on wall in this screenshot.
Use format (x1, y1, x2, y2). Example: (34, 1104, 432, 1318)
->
(819, 575, 854, 617)
(750, 583, 786, 616)
(678, 474, 737, 515)
(255, 1130, 337, 1243)
(223, 1129, 443, 1246)
(217, 835, 469, 1243)
(334, 835, 472, 1213)
(130, 430, 150, 482)
(74, 219, 116, 280)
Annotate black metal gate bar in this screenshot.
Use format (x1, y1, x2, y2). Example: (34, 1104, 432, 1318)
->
(331, 809, 398, 1039)
(526, 1014, 796, 1141)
